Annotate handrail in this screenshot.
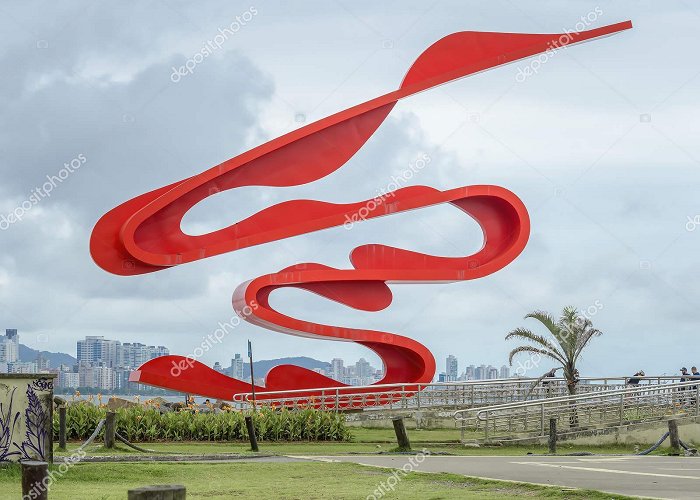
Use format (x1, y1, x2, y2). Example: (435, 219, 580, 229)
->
(453, 380, 700, 442)
(226, 375, 691, 412)
(232, 375, 685, 401)
(454, 380, 700, 420)
(232, 378, 536, 402)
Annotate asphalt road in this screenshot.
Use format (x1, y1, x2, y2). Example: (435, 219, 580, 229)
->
(298, 454, 700, 499)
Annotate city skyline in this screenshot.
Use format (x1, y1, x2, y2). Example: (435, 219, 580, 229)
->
(3, 327, 526, 390)
(438, 354, 512, 382)
(2, 327, 393, 390)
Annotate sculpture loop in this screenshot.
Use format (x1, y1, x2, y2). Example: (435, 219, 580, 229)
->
(90, 21, 632, 403)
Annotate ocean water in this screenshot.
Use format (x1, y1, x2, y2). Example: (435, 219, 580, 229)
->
(63, 395, 234, 405)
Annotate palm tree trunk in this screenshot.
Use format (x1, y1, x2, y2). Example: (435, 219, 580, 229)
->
(566, 367, 579, 428)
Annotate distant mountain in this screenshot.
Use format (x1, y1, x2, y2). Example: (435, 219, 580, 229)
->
(243, 356, 330, 376)
(19, 344, 76, 368)
(14, 347, 328, 378)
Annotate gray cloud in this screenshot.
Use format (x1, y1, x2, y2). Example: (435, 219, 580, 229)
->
(1, 1, 698, 378)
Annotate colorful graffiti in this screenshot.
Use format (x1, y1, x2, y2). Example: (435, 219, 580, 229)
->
(0, 376, 53, 462)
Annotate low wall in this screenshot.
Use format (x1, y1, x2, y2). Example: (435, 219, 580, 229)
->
(345, 409, 457, 429)
(0, 374, 55, 463)
(497, 417, 700, 446)
(565, 417, 700, 446)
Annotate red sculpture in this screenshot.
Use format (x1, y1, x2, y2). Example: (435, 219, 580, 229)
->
(91, 21, 632, 403)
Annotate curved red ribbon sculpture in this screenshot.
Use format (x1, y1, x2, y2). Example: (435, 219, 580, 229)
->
(91, 21, 631, 403)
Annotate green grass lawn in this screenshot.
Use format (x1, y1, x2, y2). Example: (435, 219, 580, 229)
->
(0, 461, 640, 499)
(53, 427, 664, 458)
(6, 427, 665, 499)
(56, 440, 664, 458)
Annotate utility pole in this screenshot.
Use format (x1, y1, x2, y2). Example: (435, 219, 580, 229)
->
(248, 340, 256, 411)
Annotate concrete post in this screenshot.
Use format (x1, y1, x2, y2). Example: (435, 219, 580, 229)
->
(668, 419, 681, 455)
(245, 415, 259, 452)
(392, 417, 411, 451)
(21, 461, 49, 500)
(104, 411, 116, 449)
(548, 418, 557, 454)
(128, 485, 186, 499)
(58, 406, 67, 450)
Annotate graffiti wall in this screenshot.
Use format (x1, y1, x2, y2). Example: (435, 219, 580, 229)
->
(0, 374, 55, 463)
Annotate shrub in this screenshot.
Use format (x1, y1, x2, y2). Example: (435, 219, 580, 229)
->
(53, 402, 351, 442)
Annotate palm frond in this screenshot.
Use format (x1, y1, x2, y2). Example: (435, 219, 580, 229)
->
(573, 326, 602, 362)
(524, 311, 560, 339)
(505, 328, 565, 363)
(508, 345, 562, 366)
(557, 306, 583, 358)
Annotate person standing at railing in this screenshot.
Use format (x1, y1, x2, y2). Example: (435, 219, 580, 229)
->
(691, 367, 700, 406)
(627, 370, 644, 385)
(679, 367, 691, 406)
(540, 368, 558, 398)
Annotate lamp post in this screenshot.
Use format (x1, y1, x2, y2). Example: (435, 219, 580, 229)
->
(248, 339, 256, 411)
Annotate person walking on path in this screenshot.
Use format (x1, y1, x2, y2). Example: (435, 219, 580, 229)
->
(691, 367, 700, 406)
(679, 367, 691, 406)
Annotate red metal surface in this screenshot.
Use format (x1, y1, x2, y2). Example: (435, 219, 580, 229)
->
(91, 21, 632, 403)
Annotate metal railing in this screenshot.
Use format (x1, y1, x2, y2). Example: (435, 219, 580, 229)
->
(454, 380, 700, 442)
(231, 376, 687, 411)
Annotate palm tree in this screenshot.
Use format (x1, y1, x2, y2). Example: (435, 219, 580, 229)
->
(506, 306, 602, 396)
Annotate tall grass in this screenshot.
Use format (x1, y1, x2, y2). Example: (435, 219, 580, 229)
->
(54, 402, 351, 442)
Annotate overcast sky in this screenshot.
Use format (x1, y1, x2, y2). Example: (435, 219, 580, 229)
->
(1, 0, 698, 379)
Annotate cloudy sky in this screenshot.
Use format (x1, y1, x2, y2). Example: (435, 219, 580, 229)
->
(1, 0, 698, 379)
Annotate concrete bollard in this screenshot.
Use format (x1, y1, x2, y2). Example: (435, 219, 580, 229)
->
(127, 485, 186, 499)
(21, 461, 49, 500)
(392, 417, 411, 451)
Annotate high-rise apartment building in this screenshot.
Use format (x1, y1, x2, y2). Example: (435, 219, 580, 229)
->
(330, 358, 344, 381)
(58, 371, 80, 389)
(68, 336, 170, 390)
(77, 336, 111, 364)
(446, 355, 458, 381)
(78, 338, 169, 369)
(231, 354, 244, 379)
(0, 339, 19, 363)
(355, 358, 371, 378)
(5, 329, 18, 343)
(9, 361, 37, 374)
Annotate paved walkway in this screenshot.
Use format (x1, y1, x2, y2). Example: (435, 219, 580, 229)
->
(296, 455, 700, 499)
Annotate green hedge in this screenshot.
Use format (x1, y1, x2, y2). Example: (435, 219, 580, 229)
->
(54, 402, 351, 442)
